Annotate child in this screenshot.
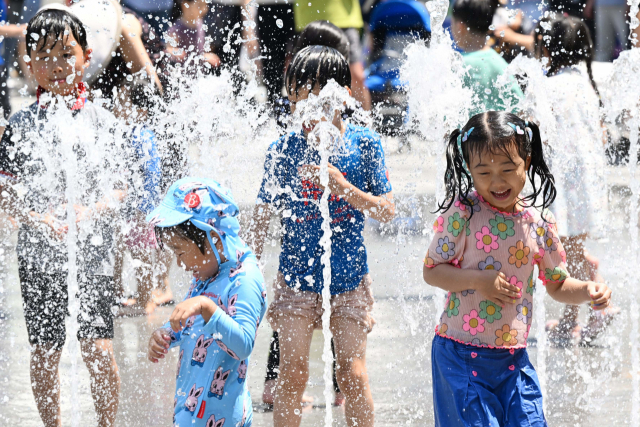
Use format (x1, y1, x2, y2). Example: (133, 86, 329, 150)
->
(146, 177, 267, 426)
(261, 20, 352, 407)
(450, 0, 523, 115)
(422, 111, 612, 426)
(247, 45, 395, 427)
(534, 16, 618, 344)
(0, 7, 122, 426)
(112, 76, 167, 316)
(166, 0, 220, 72)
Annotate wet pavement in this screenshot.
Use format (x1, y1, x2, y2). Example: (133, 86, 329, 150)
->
(0, 144, 637, 426)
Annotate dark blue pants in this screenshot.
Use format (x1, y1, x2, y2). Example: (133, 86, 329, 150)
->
(432, 335, 547, 427)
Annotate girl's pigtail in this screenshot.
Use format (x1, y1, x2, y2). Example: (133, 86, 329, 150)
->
(524, 121, 557, 214)
(437, 129, 473, 215)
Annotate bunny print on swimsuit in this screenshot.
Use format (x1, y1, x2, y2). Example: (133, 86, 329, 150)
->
(217, 294, 238, 317)
(192, 334, 214, 367)
(209, 366, 231, 399)
(237, 360, 247, 384)
(185, 384, 204, 413)
(206, 414, 225, 427)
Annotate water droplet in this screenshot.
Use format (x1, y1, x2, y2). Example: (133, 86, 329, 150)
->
(484, 88, 492, 95)
(276, 19, 283, 28)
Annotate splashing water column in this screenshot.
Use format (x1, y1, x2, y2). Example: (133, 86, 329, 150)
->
(629, 116, 640, 427)
(61, 116, 82, 427)
(318, 144, 334, 427)
(533, 264, 547, 414)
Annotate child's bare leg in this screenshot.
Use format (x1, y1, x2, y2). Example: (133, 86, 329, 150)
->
(331, 317, 374, 427)
(273, 315, 315, 427)
(80, 339, 121, 427)
(30, 345, 63, 427)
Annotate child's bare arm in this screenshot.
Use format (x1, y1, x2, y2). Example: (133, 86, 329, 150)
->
(0, 24, 26, 38)
(0, 183, 68, 238)
(244, 203, 273, 261)
(423, 263, 521, 307)
(298, 163, 396, 222)
(546, 278, 611, 309)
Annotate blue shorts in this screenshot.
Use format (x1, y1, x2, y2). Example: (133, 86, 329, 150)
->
(432, 335, 547, 427)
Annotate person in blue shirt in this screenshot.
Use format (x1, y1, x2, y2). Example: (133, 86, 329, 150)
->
(146, 177, 267, 427)
(113, 76, 169, 315)
(247, 45, 395, 427)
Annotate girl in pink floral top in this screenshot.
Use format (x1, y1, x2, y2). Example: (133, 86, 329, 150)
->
(423, 111, 612, 427)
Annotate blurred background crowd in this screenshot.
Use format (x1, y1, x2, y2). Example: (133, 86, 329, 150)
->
(0, 0, 636, 120)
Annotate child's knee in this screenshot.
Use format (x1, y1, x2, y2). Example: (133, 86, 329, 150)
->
(278, 359, 309, 389)
(336, 358, 368, 388)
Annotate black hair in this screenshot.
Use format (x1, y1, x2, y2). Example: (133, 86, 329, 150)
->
(294, 21, 351, 62)
(285, 45, 351, 96)
(451, 0, 500, 34)
(438, 111, 556, 218)
(126, 75, 162, 111)
(26, 9, 88, 57)
(534, 16, 600, 98)
(155, 221, 208, 255)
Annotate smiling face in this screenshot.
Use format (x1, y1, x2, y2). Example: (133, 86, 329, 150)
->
(163, 231, 220, 281)
(467, 143, 530, 212)
(28, 32, 90, 97)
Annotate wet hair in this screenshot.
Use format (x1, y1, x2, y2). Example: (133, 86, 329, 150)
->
(285, 45, 351, 96)
(294, 21, 351, 62)
(126, 75, 162, 111)
(155, 221, 208, 255)
(534, 16, 600, 98)
(451, 0, 500, 34)
(26, 9, 88, 57)
(438, 111, 556, 218)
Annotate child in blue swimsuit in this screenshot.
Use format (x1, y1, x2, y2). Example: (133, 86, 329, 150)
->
(146, 177, 267, 426)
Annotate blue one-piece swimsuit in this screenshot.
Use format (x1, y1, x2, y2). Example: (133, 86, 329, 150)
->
(166, 250, 267, 427)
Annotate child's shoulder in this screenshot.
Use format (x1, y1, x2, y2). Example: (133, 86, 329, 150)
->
(7, 102, 39, 127)
(346, 123, 382, 144)
(267, 130, 303, 154)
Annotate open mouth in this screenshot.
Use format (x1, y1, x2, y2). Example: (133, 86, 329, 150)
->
(491, 189, 511, 201)
(302, 121, 315, 133)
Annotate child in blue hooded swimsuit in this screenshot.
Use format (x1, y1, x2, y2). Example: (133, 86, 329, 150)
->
(146, 177, 267, 427)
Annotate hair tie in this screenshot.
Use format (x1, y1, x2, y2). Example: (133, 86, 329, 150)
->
(462, 127, 474, 143)
(507, 122, 524, 135)
(525, 127, 533, 141)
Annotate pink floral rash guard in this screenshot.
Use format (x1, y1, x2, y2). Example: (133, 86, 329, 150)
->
(425, 191, 569, 349)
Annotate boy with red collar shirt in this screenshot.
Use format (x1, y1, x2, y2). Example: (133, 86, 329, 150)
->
(0, 8, 122, 427)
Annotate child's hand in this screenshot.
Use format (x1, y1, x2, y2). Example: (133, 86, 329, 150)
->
(32, 212, 68, 241)
(204, 52, 221, 68)
(298, 163, 351, 196)
(148, 328, 171, 363)
(587, 281, 612, 310)
(73, 204, 92, 222)
(474, 271, 521, 307)
(169, 296, 217, 332)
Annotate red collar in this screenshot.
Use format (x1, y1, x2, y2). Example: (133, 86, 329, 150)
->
(36, 82, 87, 110)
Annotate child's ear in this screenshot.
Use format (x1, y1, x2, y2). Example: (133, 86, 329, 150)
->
(526, 155, 532, 170)
(83, 48, 92, 68)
